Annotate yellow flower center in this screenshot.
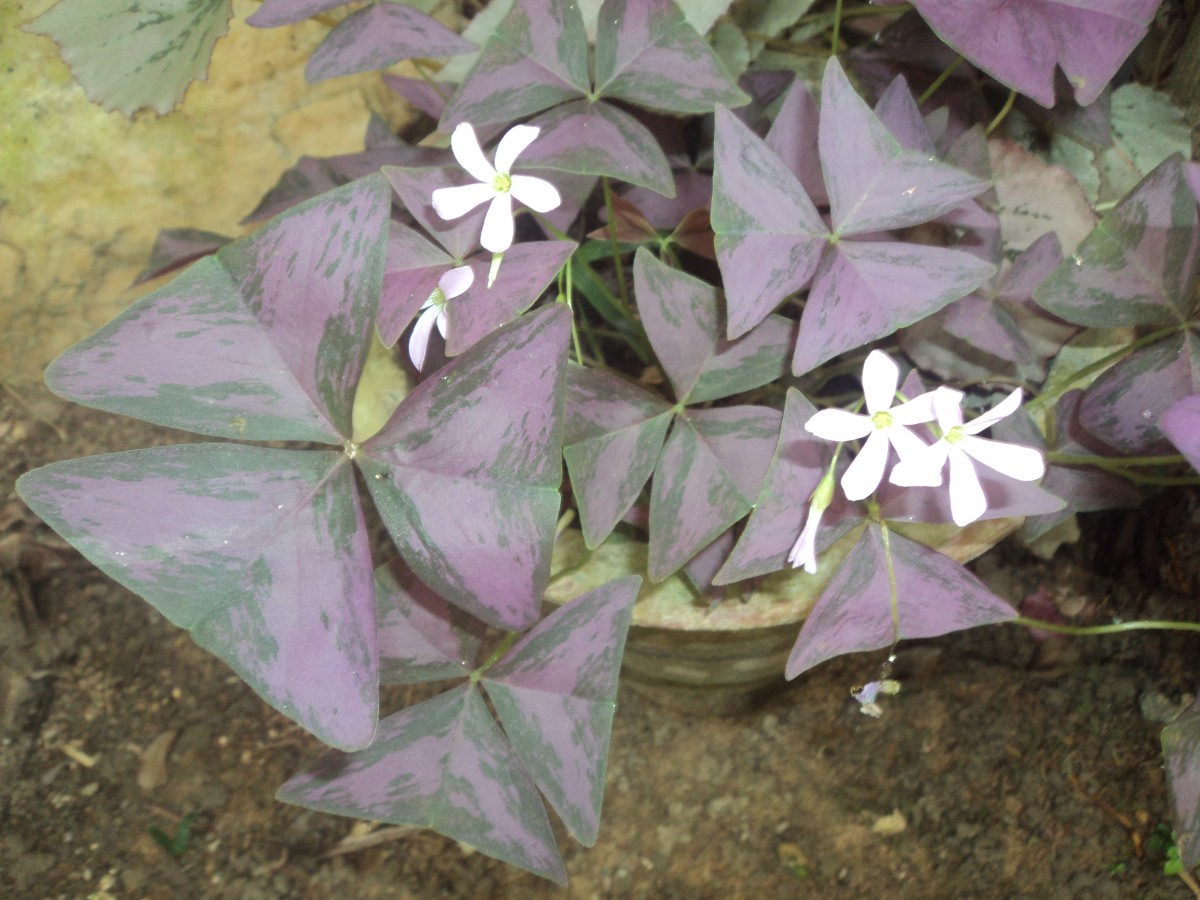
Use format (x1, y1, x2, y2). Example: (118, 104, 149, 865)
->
(872, 410, 894, 430)
(944, 425, 965, 445)
(493, 172, 512, 193)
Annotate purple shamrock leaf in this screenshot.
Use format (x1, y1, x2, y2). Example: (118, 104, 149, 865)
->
(385, 165, 488, 260)
(277, 684, 566, 883)
(44, 175, 392, 443)
(374, 556, 486, 685)
(1162, 696, 1200, 869)
(17, 445, 377, 751)
(441, 0, 590, 128)
(592, 0, 749, 115)
(246, 0, 345, 27)
(907, 0, 1160, 107)
(304, 3, 475, 83)
(132, 227, 231, 285)
(1034, 154, 1200, 328)
(563, 365, 674, 549)
(359, 306, 569, 630)
(649, 406, 781, 582)
(484, 576, 640, 846)
(765, 78, 826, 206)
(378, 221, 457, 349)
(786, 523, 1017, 679)
(1161, 394, 1200, 474)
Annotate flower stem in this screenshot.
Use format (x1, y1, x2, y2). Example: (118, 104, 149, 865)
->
(916, 55, 964, 105)
(985, 89, 1017, 135)
(830, 0, 844, 56)
(1009, 615, 1200, 636)
(601, 177, 634, 321)
(472, 631, 522, 680)
(561, 259, 585, 364)
(879, 518, 902, 651)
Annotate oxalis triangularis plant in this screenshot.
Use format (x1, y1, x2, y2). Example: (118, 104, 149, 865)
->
(18, 0, 1200, 884)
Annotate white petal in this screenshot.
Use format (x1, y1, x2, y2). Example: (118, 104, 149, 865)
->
(841, 431, 889, 501)
(439, 265, 475, 299)
(493, 124, 540, 174)
(946, 448, 986, 526)
(886, 422, 933, 463)
(408, 305, 440, 371)
(480, 194, 515, 253)
(787, 507, 822, 574)
(891, 389, 938, 425)
(450, 123, 496, 183)
(432, 183, 495, 220)
(932, 386, 966, 431)
(959, 436, 1045, 481)
(889, 442, 947, 487)
(435, 308, 448, 339)
(510, 174, 562, 212)
(963, 387, 1023, 435)
(861, 350, 900, 414)
(805, 408, 872, 442)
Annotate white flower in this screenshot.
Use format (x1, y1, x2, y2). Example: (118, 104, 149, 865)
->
(804, 350, 936, 502)
(408, 266, 474, 371)
(788, 469, 836, 574)
(890, 386, 1046, 526)
(431, 123, 562, 253)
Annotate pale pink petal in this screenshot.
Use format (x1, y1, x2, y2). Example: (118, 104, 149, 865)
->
(439, 265, 475, 299)
(493, 124, 541, 174)
(889, 441, 947, 487)
(861, 350, 900, 414)
(510, 174, 562, 213)
(946, 448, 986, 526)
(885, 422, 933, 463)
(787, 505, 823, 574)
(958, 436, 1045, 482)
(435, 308, 448, 339)
(962, 387, 1023, 435)
(932, 386, 966, 431)
(841, 430, 889, 501)
(432, 182, 495, 220)
(890, 390, 937, 425)
(805, 408, 872, 442)
(450, 123, 496, 183)
(480, 194, 515, 252)
(408, 305, 441, 371)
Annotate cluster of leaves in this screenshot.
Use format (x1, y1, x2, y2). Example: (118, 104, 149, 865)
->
(22, 0, 1200, 883)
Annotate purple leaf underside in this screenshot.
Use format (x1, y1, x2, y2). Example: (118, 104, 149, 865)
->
(133, 227, 232, 285)
(247, 0, 345, 27)
(385, 166, 490, 260)
(16, 444, 377, 751)
(1161, 394, 1200, 474)
(485, 576, 640, 845)
(361, 306, 569, 630)
(277, 684, 566, 884)
(306, 3, 475, 83)
(766, 78, 827, 206)
(378, 222, 456, 348)
(45, 175, 393, 443)
(786, 524, 1016, 679)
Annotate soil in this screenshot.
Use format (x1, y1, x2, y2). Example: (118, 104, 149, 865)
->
(2, 382, 1199, 900)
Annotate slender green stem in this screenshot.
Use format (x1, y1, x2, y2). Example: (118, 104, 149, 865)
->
(412, 60, 450, 104)
(473, 631, 521, 680)
(1047, 452, 1187, 468)
(1027, 323, 1188, 414)
(879, 519, 902, 650)
(916, 55, 964, 105)
(562, 259, 584, 364)
(795, 2, 909, 28)
(1010, 615, 1200, 636)
(985, 89, 1017, 135)
(601, 177, 634, 319)
(830, 0, 844, 56)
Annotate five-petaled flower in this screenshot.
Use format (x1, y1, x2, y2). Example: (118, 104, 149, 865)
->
(431, 123, 562, 254)
(804, 350, 936, 502)
(890, 386, 1046, 526)
(408, 266, 474, 371)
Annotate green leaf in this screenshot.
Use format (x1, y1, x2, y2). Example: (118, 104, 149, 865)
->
(27, 0, 233, 116)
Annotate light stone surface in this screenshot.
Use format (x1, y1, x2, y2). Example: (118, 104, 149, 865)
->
(2, 0, 415, 381)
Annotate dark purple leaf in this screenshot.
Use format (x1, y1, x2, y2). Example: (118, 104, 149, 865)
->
(786, 524, 1017, 679)
(648, 407, 781, 581)
(374, 556, 486, 684)
(682, 529, 735, 597)
(385, 166, 489, 260)
(27, 0, 232, 116)
(711, 105, 827, 338)
(133, 228, 231, 285)
(46, 175, 393, 442)
(1162, 697, 1200, 869)
(1079, 332, 1200, 454)
(563, 366, 673, 549)
(1161, 394, 1200, 474)
(382, 73, 453, 121)
(874, 75, 937, 155)
(622, 170, 714, 231)
(484, 576, 639, 845)
(1034, 154, 1200, 328)
(907, 0, 1159, 107)
(441, 0, 590, 128)
(378, 222, 456, 349)
(1024, 465, 1142, 541)
(305, 3, 475, 83)
(246, 0, 344, 27)
(277, 684, 566, 884)
(16, 444, 377, 751)
(521, 100, 675, 196)
(445, 241, 576, 356)
(715, 389, 833, 584)
(820, 58, 989, 236)
(360, 307, 569, 630)
(792, 240, 995, 376)
(592, 0, 749, 115)
(633, 248, 792, 402)
(765, 78, 826, 206)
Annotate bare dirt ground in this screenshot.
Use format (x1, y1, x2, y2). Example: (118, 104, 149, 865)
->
(2, 383, 1198, 899)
